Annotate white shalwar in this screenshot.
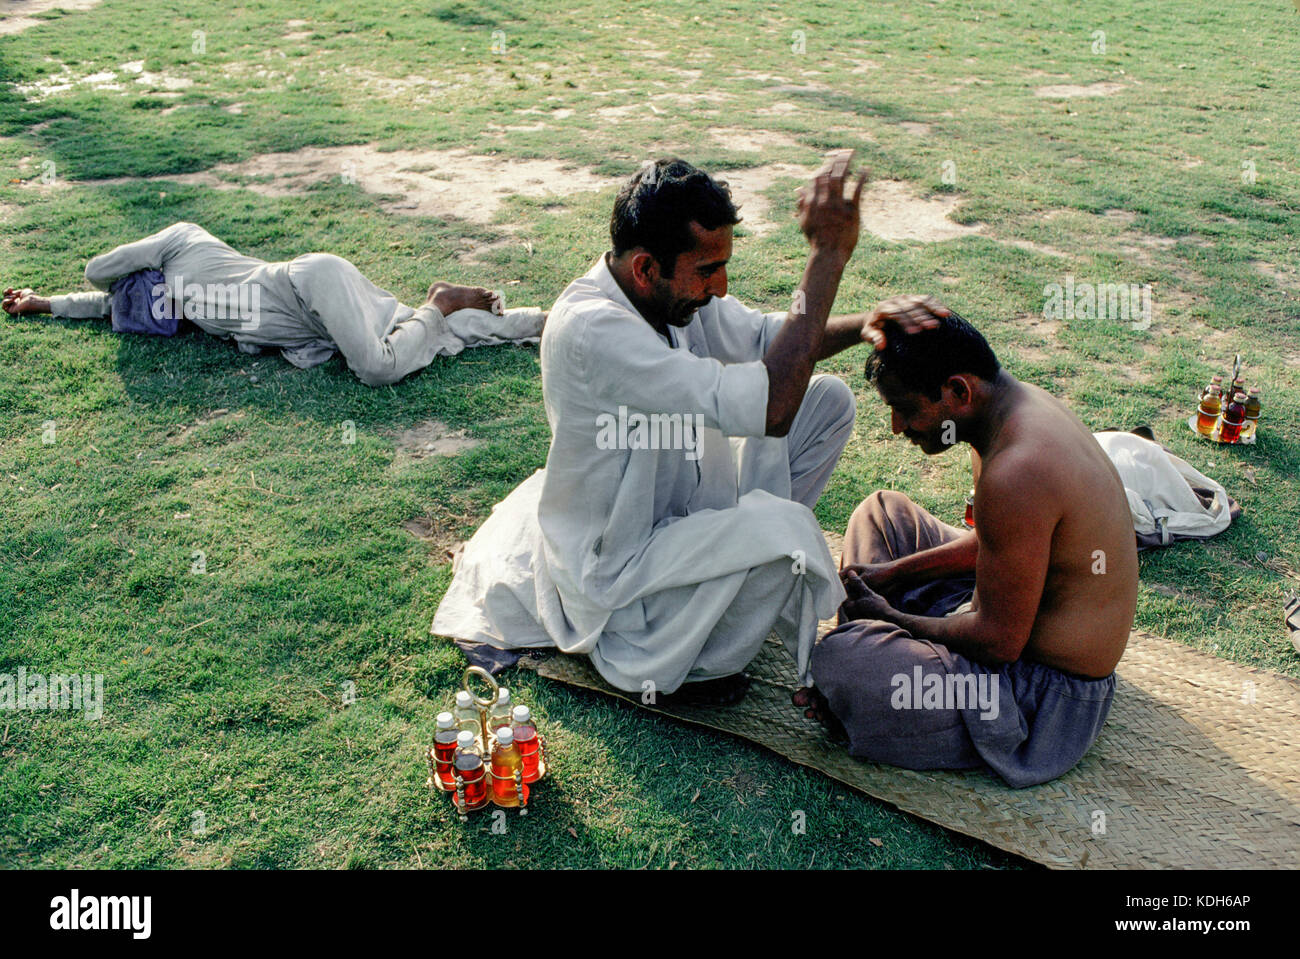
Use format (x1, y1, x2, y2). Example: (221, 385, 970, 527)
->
(432, 254, 852, 693)
(49, 222, 545, 386)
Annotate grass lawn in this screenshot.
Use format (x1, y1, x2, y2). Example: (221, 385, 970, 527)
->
(1, 0, 1296, 869)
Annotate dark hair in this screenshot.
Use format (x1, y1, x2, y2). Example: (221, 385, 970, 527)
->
(866, 310, 1001, 400)
(610, 158, 741, 277)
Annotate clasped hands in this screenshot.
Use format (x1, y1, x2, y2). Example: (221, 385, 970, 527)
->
(838, 563, 899, 623)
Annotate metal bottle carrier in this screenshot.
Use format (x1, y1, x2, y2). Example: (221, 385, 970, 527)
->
(427, 666, 549, 821)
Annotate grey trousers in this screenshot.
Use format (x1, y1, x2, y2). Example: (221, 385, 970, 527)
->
(811, 490, 1116, 787)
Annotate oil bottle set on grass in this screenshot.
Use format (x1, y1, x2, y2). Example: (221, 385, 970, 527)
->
(427, 666, 548, 821)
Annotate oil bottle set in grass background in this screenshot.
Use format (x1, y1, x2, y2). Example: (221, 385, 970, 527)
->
(427, 666, 549, 820)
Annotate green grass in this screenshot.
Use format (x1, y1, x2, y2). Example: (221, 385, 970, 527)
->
(1, 0, 1297, 869)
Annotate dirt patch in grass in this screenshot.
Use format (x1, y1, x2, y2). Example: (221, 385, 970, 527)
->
(1253, 261, 1300, 291)
(755, 101, 801, 116)
(14, 59, 193, 99)
(400, 510, 464, 562)
(709, 128, 804, 152)
(1033, 81, 1127, 98)
(386, 419, 485, 459)
(0, 0, 101, 36)
(718, 170, 1024, 247)
(712, 162, 809, 236)
(1002, 237, 1069, 258)
(454, 235, 523, 265)
(898, 121, 931, 136)
(66, 145, 618, 223)
(859, 180, 983, 243)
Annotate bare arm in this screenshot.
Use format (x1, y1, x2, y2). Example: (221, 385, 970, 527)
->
(846, 529, 978, 590)
(762, 151, 864, 436)
(817, 296, 952, 361)
(844, 457, 1057, 666)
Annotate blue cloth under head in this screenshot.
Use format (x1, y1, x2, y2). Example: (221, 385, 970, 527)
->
(109, 269, 177, 336)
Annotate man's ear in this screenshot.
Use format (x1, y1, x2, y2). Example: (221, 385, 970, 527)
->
(628, 251, 661, 293)
(945, 374, 976, 408)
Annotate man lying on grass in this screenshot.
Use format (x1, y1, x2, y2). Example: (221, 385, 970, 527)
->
(794, 312, 1138, 787)
(3, 221, 545, 386)
(435, 150, 943, 706)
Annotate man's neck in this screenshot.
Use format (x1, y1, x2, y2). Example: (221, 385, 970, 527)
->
(967, 371, 1020, 457)
(606, 252, 671, 339)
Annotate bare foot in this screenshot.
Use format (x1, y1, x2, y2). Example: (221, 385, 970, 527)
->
(425, 282, 496, 315)
(2, 288, 52, 316)
(792, 686, 848, 742)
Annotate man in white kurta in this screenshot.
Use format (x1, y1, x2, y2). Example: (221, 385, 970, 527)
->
(434, 154, 881, 698)
(3, 221, 544, 386)
(433, 255, 851, 693)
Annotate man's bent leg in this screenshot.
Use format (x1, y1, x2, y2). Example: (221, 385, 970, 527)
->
(786, 374, 856, 510)
(734, 373, 855, 509)
(811, 618, 985, 771)
(841, 490, 976, 617)
(288, 254, 462, 386)
(842, 489, 967, 569)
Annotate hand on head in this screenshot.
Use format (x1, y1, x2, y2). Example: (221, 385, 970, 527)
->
(863, 294, 950, 350)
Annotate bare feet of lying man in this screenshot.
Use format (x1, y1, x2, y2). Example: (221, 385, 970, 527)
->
(2, 288, 52, 316)
(792, 686, 849, 743)
(425, 282, 498, 315)
(657, 673, 752, 707)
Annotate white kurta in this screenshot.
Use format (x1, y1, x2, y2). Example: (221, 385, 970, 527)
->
(432, 254, 847, 692)
(49, 222, 544, 386)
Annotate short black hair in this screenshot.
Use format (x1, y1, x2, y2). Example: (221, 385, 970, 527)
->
(866, 310, 1001, 401)
(610, 158, 741, 277)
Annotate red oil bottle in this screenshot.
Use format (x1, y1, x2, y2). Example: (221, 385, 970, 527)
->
(454, 730, 489, 811)
(432, 712, 459, 789)
(1220, 392, 1247, 444)
(489, 726, 529, 808)
(511, 705, 543, 783)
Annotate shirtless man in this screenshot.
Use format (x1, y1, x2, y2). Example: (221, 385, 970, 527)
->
(794, 310, 1137, 787)
(3, 221, 545, 386)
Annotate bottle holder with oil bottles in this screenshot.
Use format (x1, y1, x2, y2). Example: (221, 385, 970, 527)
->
(426, 666, 549, 822)
(1189, 354, 1261, 446)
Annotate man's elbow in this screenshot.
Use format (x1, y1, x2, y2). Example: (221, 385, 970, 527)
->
(980, 629, 1029, 667)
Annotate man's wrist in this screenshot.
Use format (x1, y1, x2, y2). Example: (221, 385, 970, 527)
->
(806, 245, 851, 271)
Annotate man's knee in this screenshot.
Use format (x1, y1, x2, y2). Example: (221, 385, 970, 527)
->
(353, 364, 402, 387)
(807, 374, 856, 432)
(848, 489, 914, 535)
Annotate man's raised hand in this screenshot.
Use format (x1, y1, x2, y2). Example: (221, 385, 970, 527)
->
(863, 294, 951, 351)
(796, 149, 867, 263)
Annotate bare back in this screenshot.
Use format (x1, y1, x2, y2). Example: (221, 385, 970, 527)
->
(972, 381, 1138, 678)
